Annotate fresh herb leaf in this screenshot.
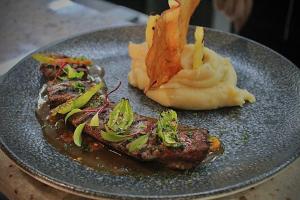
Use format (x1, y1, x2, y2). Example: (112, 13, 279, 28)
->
(107, 98, 134, 133)
(51, 82, 104, 116)
(72, 82, 85, 93)
(86, 94, 105, 108)
(64, 65, 84, 79)
(73, 83, 103, 108)
(100, 130, 129, 142)
(65, 108, 82, 123)
(127, 134, 149, 153)
(73, 123, 86, 147)
(57, 76, 69, 81)
(157, 110, 182, 147)
(89, 112, 100, 127)
(100, 99, 134, 142)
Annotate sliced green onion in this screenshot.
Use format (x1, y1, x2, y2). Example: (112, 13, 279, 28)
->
(72, 82, 85, 93)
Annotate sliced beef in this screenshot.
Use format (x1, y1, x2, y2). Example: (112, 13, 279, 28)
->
(46, 81, 94, 108)
(68, 105, 209, 170)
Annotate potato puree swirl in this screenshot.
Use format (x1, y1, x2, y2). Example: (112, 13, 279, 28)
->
(128, 10, 255, 110)
(128, 39, 255, 110)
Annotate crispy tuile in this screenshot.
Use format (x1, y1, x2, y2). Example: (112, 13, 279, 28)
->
(145, 0, 200, 90)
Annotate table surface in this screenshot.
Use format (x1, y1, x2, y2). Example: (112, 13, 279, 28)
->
(0, 0, 299, 200)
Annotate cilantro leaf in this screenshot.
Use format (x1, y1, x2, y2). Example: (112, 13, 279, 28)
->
(157, 110, 182, 147)
(107, 98, 134, 133)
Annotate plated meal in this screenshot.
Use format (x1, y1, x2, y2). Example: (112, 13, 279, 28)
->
(1, 0, 299, 199)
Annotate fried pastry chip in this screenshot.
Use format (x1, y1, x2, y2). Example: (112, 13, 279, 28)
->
(145, 0, 200, 90)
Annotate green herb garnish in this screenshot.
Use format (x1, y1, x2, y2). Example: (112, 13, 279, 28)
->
(64, 65, 84, 79)
(157, 110, 182, 147)
(100, 129, 130, 142)
(106, 98, 134, 132)
(73, 123, 86, 147)
(127, 134, 149, 153)
(72, 82, 85, 93)
(89, 112, 100, 127)
(64, 108, 82, 123)
(100, 99, 134, 142)
(32, 53, 56, 64)
(51, 82, 104, 116)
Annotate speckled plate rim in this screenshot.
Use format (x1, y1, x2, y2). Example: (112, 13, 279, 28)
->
(2, 147, 298, 200)
(0, 25, 299, 200)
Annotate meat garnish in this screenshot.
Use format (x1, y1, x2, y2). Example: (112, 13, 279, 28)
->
(34, 53, 221, 170)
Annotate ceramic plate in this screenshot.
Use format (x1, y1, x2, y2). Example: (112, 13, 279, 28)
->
(0, 25, 299, 199)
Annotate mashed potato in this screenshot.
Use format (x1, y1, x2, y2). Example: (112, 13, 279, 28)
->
(128, 12, 255, 110)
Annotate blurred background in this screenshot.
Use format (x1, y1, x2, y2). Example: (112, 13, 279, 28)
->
(1, 0, 298, 74)
(0, 0, 232, 75)
(97, 0, 224, 28)
(103, 0, 299, 67)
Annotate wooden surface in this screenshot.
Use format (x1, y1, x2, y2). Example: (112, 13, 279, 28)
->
(1, 149, 299, 200)
(0, 150, 92, 200)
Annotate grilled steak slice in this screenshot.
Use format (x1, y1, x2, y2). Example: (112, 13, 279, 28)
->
(69, 109, 209, 170)
(40, 64, 89, 81)
(47, 81, 94, 108)
(39, 53, 89, 82)
(39, 54, 69, 80)
(40, 64, 60, 80)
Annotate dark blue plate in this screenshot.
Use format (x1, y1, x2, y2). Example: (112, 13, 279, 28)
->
(0, 25, 299, 199)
